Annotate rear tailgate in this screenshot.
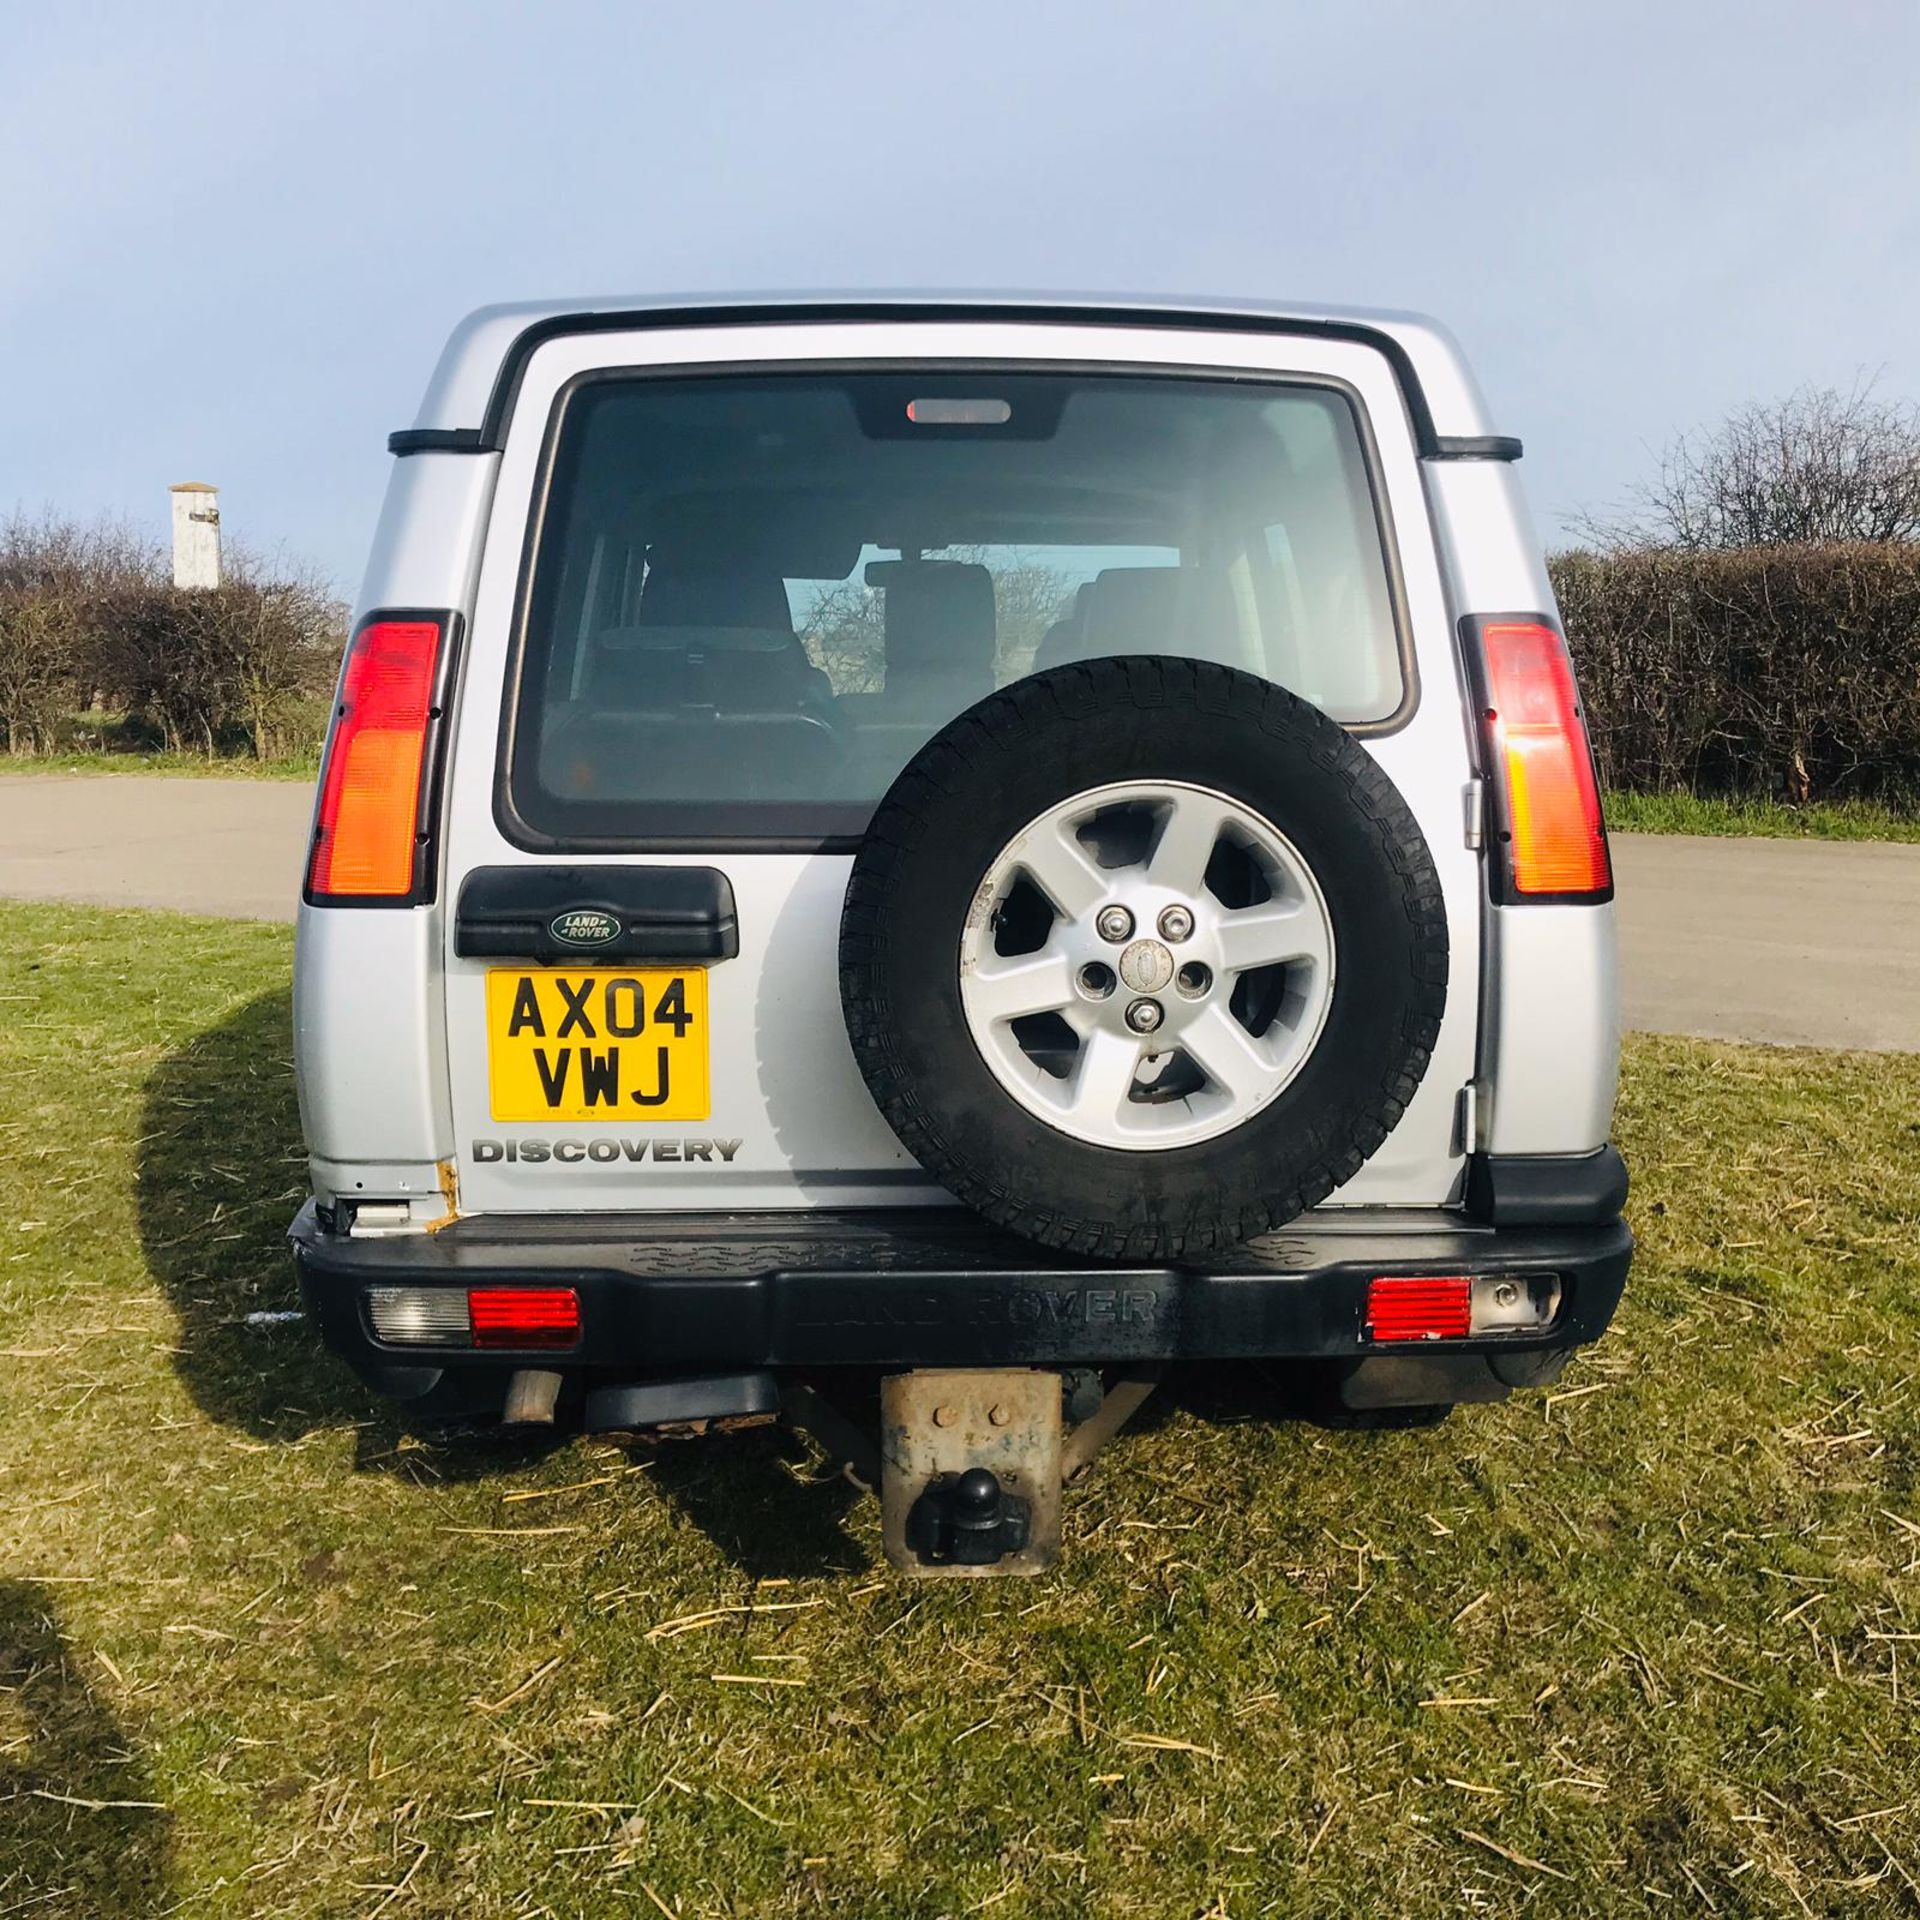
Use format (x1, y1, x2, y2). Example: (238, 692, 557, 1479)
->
(432, 319, 1483, 1215)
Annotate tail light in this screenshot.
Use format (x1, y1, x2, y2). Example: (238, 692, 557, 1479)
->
(366, 1285, 580, 1350)
(1465, 616, 1612, 902)
(1365, 1275, 1472, 1342)
(469, 1288, 581, 1350)
(305, 611, 457, 904)
(1365, 1273, 1563, 1342)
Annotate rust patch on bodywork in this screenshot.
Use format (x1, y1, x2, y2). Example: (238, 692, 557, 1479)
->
(424, 1156, 461, 1232)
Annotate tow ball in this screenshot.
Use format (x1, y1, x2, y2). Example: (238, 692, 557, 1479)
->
(786, 1366, 1161, 1578)
(905, 1468, 1031, 1567)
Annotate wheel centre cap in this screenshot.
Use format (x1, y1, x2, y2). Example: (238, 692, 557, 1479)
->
(1117, 938, 1175, 994)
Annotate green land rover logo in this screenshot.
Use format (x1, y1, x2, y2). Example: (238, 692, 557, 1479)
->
(549, 909, 620, 949)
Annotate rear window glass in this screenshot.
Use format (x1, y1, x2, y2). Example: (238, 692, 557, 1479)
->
(507, 371, 1404, 844)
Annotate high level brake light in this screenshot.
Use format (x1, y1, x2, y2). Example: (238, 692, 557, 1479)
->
(1466, 616, 1612, 901)
(306, 613, 453, 902)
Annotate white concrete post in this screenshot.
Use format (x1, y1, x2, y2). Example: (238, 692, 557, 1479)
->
(169, 482, 222, 590)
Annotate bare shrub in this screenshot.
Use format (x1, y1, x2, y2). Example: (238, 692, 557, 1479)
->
(0, 513, 344, 761)
(88, 553, 343, 757)
(0, 514, 153, 752)
(1581, 382, 1920, 551)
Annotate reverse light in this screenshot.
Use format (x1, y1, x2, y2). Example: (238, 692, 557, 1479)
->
(364, 1285, 581, 1349)
(366, 1286, 471, 1345)
(306, 613, 451, 901)
(1468, 617, 1612, 901)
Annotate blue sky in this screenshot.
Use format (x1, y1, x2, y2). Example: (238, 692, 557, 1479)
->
(3, 0, 1917, 592)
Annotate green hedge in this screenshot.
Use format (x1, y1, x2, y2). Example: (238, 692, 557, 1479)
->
(1551, 542, 1920, 804)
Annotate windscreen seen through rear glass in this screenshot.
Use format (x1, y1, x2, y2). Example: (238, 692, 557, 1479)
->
(509, 372, 1403, 844)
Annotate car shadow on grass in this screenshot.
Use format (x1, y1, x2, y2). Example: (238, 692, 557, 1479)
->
(643, 1424, 872, 1579)
(1136, 1359, 1455, 1436)
(136, 984, 371, 1444)
(0, 1581, 173, 1916)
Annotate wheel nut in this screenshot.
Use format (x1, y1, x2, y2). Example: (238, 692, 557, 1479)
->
(1125, 998, 1164, 1034)
(1158, 905, 1195, 942)
(933, 1404, 957, 1428)
(988, 1404, 1011, 1427)
(1096, 905, 1134, 943)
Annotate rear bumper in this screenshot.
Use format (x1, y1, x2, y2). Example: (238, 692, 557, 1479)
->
(290, 1202, 1631, 1391)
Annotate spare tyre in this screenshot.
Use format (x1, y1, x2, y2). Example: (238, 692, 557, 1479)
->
(839, 657, 1448, 1260)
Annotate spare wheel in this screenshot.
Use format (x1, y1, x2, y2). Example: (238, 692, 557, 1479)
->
(838, 657, 1448, 1259)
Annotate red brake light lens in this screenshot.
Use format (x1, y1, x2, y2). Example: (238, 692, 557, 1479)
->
(1474, 619, 1612, 899)
(1365, 1275, 1472, 1342)
(468, 1288, 581, 1350)
(307, 616, 446, 899)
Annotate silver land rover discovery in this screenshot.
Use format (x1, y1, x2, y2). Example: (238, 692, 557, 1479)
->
(290, 293, 1628, 1572)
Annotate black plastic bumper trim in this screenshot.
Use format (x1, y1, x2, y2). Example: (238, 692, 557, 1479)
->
(291, 1205, 1631, 1377)
(1465, 1146, 1629, 1226)
(584, 1371, 780, 1430)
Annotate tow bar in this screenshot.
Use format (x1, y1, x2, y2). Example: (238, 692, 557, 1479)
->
(786, 1367, 1162, 1577)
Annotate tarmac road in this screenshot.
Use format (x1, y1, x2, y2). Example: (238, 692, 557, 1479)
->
(2, 773, 1916, 1051)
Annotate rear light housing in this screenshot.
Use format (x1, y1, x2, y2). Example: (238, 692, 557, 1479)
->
(1463, 614, 1612, 903)
(366, 1286, 581, 1350)
(304, 610, 460, 906)
(1365, 1273, 1562, 1342)
(1365, 1275, 1472, 1342)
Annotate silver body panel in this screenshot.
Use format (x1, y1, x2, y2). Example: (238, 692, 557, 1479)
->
(294, 298, 1618, 1220)
(1421, 459, 1623, 1154)
(406, 290, 1503, 444)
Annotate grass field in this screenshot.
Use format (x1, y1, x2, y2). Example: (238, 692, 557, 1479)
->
(0, 750, 318, 781)
(1602, 790, 1920, 844)
(3, 904, 1918, 1917)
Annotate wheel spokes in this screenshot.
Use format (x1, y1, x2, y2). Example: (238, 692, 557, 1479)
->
(965, 947, 1076, 1025)
(1179, 1003, 1277, 1106)
(1215, 898, 1330, 976)
(1145, 790, 1230, 894)
(1066, 1026, 1143, 1122)
(960, 778, 1336, 1149)
(1017, 818, 1110, 921)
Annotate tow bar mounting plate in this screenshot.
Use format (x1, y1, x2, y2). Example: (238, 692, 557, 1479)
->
(881, 1369, 1061, 1577)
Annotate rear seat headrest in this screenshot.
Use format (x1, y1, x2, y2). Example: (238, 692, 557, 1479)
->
(882, 561, 997, 705)
(636, 557, 795, 635)
(1076, 568, 1240, 661)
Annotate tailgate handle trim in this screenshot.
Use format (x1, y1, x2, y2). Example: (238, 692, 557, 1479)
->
(454, 865, 739, 963)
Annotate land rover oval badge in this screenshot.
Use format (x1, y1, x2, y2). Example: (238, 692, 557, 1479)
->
(549, 909, 620, 950)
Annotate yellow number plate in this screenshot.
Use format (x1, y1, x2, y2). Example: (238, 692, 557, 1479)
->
(485, 968, 709, 1123)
